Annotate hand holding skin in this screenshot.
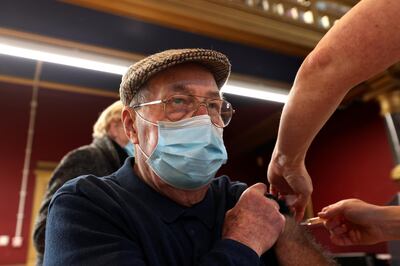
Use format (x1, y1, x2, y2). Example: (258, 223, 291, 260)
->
(319, 199, 400, 246)
(267, 151, 313, 221)
(222, 183, 286, 256)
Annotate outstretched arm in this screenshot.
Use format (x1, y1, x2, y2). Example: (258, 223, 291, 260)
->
(319, 199, 400, 245)
(268, 0, 400, 220)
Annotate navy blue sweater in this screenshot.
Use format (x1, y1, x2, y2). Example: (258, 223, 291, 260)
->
(44, 158, 277, 265)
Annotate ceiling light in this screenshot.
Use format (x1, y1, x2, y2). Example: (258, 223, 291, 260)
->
(222, 83, 288, 103)
(0, 35, 131, 75)
(0, 35, 289, 103)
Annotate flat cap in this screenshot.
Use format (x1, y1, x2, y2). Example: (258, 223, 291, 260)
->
(119, 48, 231, 106)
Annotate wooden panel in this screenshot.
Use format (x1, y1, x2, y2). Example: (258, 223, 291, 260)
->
(26, 162, 58, 266)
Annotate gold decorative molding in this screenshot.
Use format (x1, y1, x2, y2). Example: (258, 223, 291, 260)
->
(376, 91, 400, 116)
(63, 0, 332, 56)
(363, 74, 400, 103)
(219, 0, 354, 29)
(361, 63, 400, 115)
(391, 164, 400, 181)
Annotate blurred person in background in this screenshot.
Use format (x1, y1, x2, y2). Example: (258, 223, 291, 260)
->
(33, 100, 133, 265)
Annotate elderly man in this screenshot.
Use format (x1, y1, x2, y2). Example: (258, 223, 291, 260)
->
(44, 49, 334, 265)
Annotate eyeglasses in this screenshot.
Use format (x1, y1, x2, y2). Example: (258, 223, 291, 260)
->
(131, 94, 235, 128)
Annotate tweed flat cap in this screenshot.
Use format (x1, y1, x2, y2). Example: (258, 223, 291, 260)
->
(119, 48, 231, 105)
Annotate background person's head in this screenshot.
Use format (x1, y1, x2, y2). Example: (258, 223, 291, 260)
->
(93, 100, 129, 148)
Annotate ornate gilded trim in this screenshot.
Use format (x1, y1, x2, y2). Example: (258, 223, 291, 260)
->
(63, 0, 329, 56)
(377, 91, 400, 116)
(391, 164, 400, 181)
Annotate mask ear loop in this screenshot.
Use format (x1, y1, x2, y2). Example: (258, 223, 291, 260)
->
(136, 144, 150, 160)
(131, 108, 157, 160)
(133, 108, 158, 126)
(133, 115, 165, 183)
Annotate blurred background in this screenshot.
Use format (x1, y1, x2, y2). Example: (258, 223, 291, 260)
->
(0, 0, 399, 265)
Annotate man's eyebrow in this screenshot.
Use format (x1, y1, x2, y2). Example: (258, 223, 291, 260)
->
(170, 84, 221, 98)
(207, 91, 221, 99)
(170, 84, 192, 94)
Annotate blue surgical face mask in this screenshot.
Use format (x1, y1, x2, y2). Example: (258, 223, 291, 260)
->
(137, 115, 228, 190)
(124, 141, 135, 157)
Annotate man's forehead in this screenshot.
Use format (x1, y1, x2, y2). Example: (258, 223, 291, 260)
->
(147, 64, 221, 98)
(168, 83, 221, 98)
(147, 82, 221, 100)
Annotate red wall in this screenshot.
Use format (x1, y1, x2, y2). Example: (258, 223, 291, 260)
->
(221, 98, 280, 183)
(0, 81, 116, 265)
(307, 102, 399, 253)
(0, 83, 31, 264)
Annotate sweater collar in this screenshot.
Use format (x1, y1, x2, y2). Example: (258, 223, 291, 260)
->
(114, 157, 215, 229)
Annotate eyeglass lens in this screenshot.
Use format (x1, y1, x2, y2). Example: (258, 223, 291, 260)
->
(165, 95, 233, 127)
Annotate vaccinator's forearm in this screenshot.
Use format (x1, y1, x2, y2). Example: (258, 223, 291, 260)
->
(274, 0, 400, 163)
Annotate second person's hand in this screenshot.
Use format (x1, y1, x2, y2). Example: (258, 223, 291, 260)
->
(267, 151, 313, 221)
(318, 199, 389, 246)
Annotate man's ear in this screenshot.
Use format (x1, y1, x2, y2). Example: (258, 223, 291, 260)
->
(122, 107, 138, 144)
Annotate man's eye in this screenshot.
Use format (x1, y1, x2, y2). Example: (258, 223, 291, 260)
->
(172, 98, 185, 104)
(208, 101, 221, 111)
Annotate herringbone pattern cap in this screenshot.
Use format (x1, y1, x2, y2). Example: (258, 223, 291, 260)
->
(119, 48, 231, 105)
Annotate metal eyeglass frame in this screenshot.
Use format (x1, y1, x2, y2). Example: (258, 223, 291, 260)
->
(130, 94, 235, 128)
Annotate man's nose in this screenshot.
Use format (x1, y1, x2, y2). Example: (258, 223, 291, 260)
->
(194, 104, 208, 116)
